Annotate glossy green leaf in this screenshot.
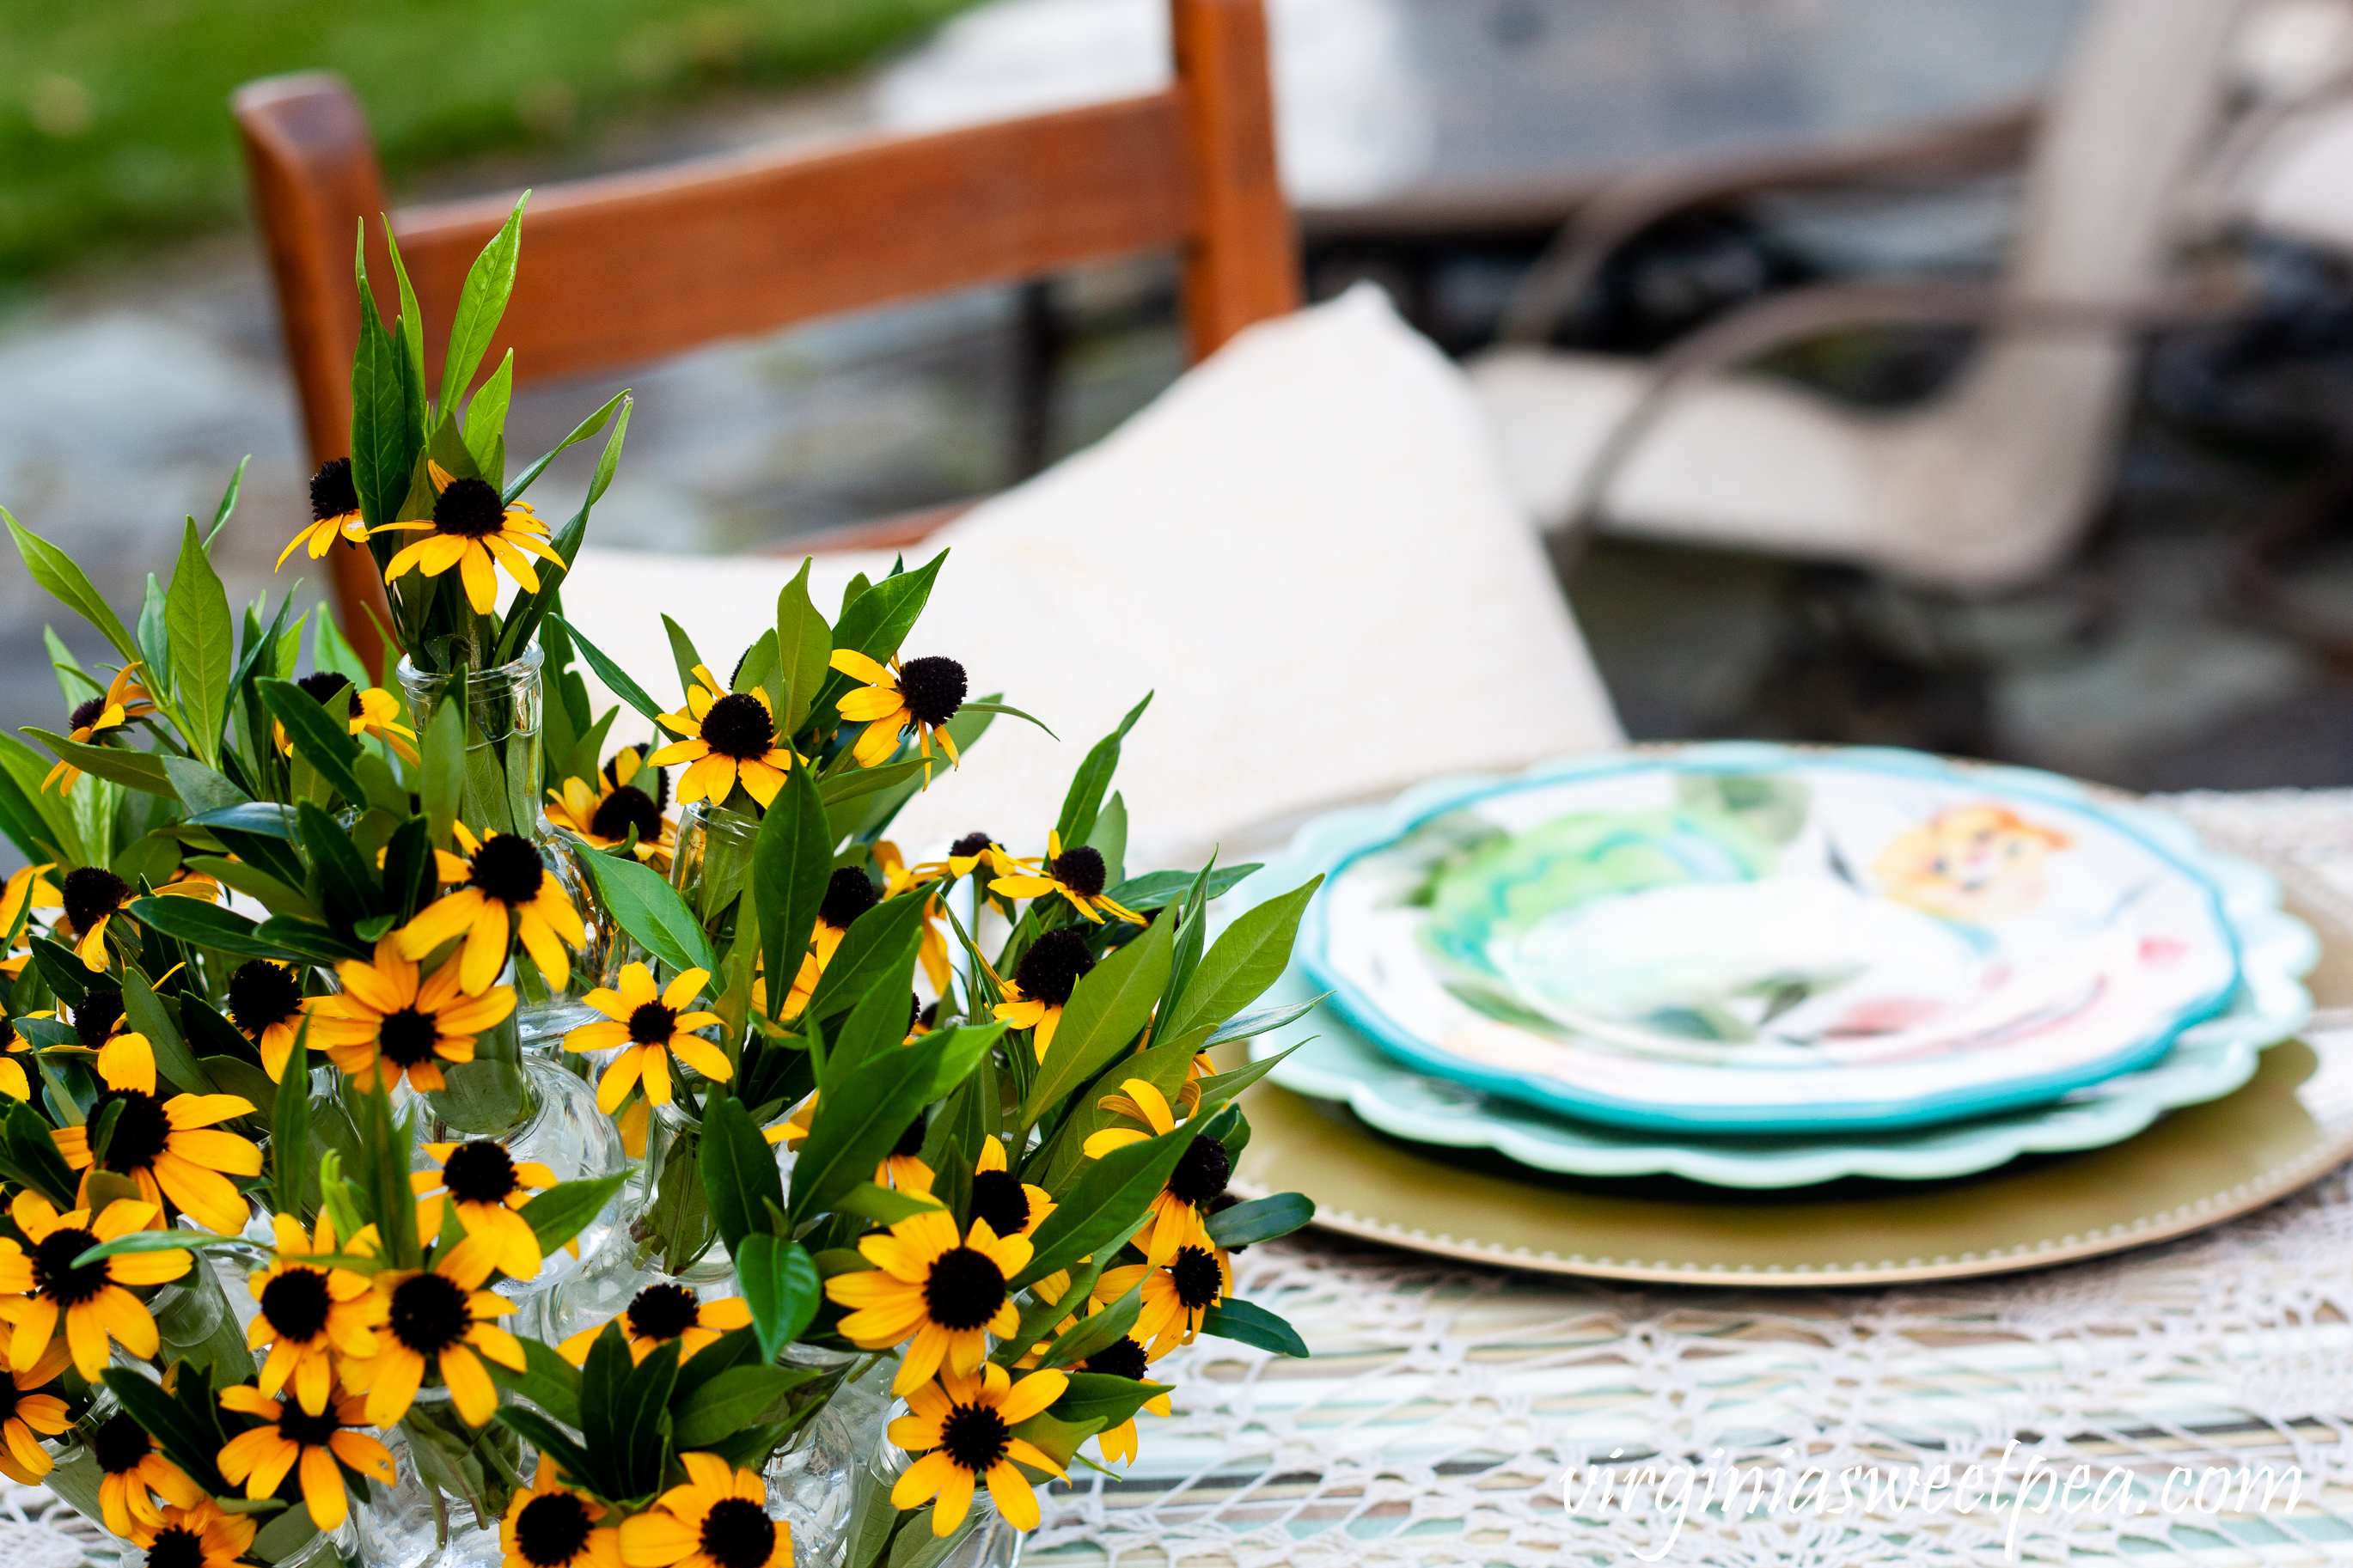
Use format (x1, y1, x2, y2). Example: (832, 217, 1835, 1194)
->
(577, 848, 718, 975)
(1205, 1193, 1313, 1248)
(5, 509, 140, 662)
(547, 614, 664, 723)
(25, 729, 174, 798)
(1054, 692, 1152, 851)
(523, 1174, 628, 1258)
(701, 1095, 784, 1255)
(486, 1336, 583, 1427)
(1016, 908, 1175, 1131)
(439, 193, 528, 417)
(734, 1233, 822, 1364)
(1199, 1299, 1310, 1358)
(166, 517, 234, 765)
(773, 558, 831, 736)
(751, 757, 830, 1024)
(1156, 877, 1321, 1052)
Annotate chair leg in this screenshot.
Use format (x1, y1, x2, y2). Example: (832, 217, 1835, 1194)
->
(1010, 278, 1062, 482)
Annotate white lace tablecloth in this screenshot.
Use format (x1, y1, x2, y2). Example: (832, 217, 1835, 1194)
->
(18, 792, 2353, 1568)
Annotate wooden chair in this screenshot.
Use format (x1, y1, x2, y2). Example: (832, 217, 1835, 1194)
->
(234, 0, 1298, 673)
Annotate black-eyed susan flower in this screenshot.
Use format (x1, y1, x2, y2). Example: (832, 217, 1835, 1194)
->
(648, 666, 798, 809)
(547, 746, 673, 868)
(1095, 1236, 1232, 1359)
(378, 463, 563, 615)
(279, 672, 418, 765)
(69, 984, 128, 1049)
(825, 1211, 1032, 1395)
(991, 929, 1095, 1060)
(216, 1385, 394, 1530)
(315, 939, 514, 1094)
(969, 1139, 1054, 1242)
(225, 960, 358, 1083)
(247, 1211, 383, 1415)
(278, 458, 369, 569)
(1076, 1334, 1170, 1465)
(0, 863, 59, 980)
(887, 1363, 1067, 1534)
(0, 1193, 190, 1377)
(345, 1235, 525, 1428)
(877, 1116, 933, 1194)
(1081, 1079, 1230, 1267)
(767, 868, 878, 1022)
(618, 1452, 789, 1568)
(874, 843, 950, 993)
(829, 651, 966, 778)
(989, 833, 1143, 926)
(554, 1283, 753, 1368)
(52, 1032, 262, 1236)
(56, 866, 131, 971)
(413, 1141, 558, 1282)
(918, 832, 999, 883)
(86, 1408, 203, 1533)
(0, 1342, 72, 1487)
(396, 826, 585, 996)
(562, 964, 727, 1113)
(503, 1463, 622, 1568)
(42, 665, 156, 795)
(131, 1497, 255, 1568)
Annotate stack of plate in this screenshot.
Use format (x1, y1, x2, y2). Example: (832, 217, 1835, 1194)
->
(1230, 745, 2329, 1282)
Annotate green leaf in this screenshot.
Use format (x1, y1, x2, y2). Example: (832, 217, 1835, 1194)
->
(419, 686, 466, 849)
(463, 350, 515, 479)
(832, 1181, 944, 1227)
(662, 615, 705, 701)
(1017, 1119, 1198, 1288)
(497, 1406, 599, 1494)
(773, 559, 832, 736)
(273, 1029, 310, 1215)
(259, 679, 367, 803)
(205, 455, 251, 549)
(166, 517, 235, 766)
(548, 614, 664, 723)
(69, 1229, 248, 1268)
(486, 1337, 583, 1427)
(953, 700, 1057, 739)
(1157, 877, 1321, 1052)
(809, 552, 946, 718)
(1199, 1299, 1310, 1358)
(733, 1233, 823, 1364)
(348, 269, 413, 535)
(672, 1364, 807, 1449)
(125, 896, 293, 961)
(824, 961, 920, 1086)
(504, 389, 629, 504)
(816, 757, 929, 808)
(1191, 1044, 1299, 1116)
(787, 1025, 993, 1224)
(577, 850, 718, 976)
(161, 757, 247, 815)
(2, 1102, 76, 1207)
(751, 758, 830, 1024)
(1048, 1371, 1171, 1431)
(804, 891, 929, 1027)
(5, 509, 140, 663)
(1037, 1287, 1141, 1369)
(350, 1078, 421, 1268)
(1203, 999, 1323, 1050)
(1205, 1193, 1313, 1248)
(123, 967, 219, 1095)
(523, 1174, 628, 1257)
(439, 193, 528, 417)
(701, 1095, 785, 1255)
(24, 729, 174, 798)
(102, 1369, 231, 1494)
(1017, 909, 1175, 1130)
(1055, 693, 1152, 851)
(139, 572, 172, 699)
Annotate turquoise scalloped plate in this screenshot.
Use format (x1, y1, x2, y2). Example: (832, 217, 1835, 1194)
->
(1233, 746, 2315, 1187)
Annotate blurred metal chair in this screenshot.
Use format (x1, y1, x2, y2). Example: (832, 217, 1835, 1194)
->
(232, 0, 1296, 674)
(1469, 0, 2246, 594)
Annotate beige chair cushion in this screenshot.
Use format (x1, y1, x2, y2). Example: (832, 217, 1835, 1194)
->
(563, 284, 1621, 868)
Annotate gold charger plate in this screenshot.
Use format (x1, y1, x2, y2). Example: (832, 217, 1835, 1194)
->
(1230, 894, 2353, 1287)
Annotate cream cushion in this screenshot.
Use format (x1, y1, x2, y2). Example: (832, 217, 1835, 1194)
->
(562, 284, 1621, 869)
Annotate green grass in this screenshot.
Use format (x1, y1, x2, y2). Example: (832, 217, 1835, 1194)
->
(0, 0, 979, 284)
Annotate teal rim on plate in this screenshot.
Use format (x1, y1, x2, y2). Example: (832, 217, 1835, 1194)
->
(1242, 745, 2310, 1143)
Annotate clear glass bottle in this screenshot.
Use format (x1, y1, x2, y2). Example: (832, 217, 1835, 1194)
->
(349, 1388, 523, 1568)
(541, 1101, 735, 1342)
(396, 642, 614, 1051)
(669, 800, 760, 960)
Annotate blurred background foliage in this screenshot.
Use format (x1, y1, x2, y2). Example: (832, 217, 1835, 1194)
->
(0, 0, 976, 287)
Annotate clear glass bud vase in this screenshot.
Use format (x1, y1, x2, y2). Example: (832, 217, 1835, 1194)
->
(397, 642, 615, 1051)
(669, 800, 761, 956)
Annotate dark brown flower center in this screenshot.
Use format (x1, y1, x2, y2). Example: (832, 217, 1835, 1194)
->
(468, 833, 545, 905)
(89, 1412, 151, 1474)
(296, 671, 352, 709)
(61, 866, 129, 932)
(949, 832, 993, 861)
(697, 1498, 776, 1568)
(72, 986, 125, 1047)
(228, 961, 303, 1037)
(260, 1265, 334, 1342)
(892, 1116, 927, 1160)
(145, 1525, 205, 1568)
(387, 1270, 471, 1356)
(626, 1000, 677, 1046)
(1050, 845, 1107, 900)
(441, 1141, 519, 1205)
(922, 1247, 1006, 1332)
(1084, 1339, 1149, 1382)
(700, 692, 774, 760)
(69, 698, 107, 732)
(89, 1086, 173, 1172)
(377, 1007, 440, 1068)
(895, 656, 967, 729)
(1013, 929, 1094, 1010)
(819, 867, 877, 930)
(1169, 1246, 1223, 1310)
(589, 785, 663, 845)
(277, 1404, 342, 1447)
(1167, 1136, 1231, 1206)
(31, 1227, 107, 1306)
(624, 1283, 699, 1341)
(515, 1492, 595, 1567)
(310, 457, 359, 522)
(969, 1170, 1030, 1240)
(940, 1402, 1011, 1473)
(604, 747, 667, 809)
(434, 477, 506, 539)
